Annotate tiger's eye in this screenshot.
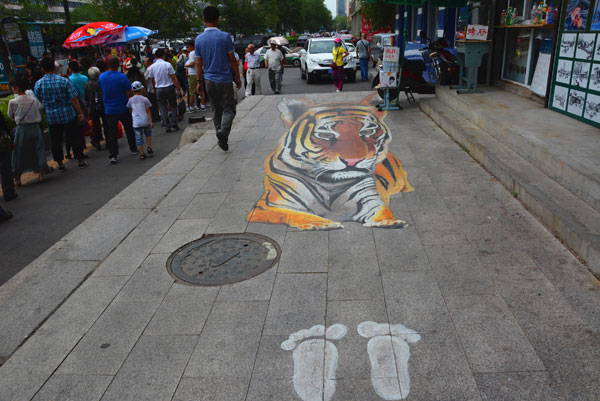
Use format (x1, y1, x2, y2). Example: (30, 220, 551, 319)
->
(317, 132, 336, 140)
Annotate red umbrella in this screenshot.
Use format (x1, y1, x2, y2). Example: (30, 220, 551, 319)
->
(63, 22, 125, 48)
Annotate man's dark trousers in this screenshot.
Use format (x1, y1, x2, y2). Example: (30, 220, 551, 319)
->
(206, 80, 236, 144)
(0, 150, 15, 201)
(105, 112, 137, 158)
(48, 117, 85, 161)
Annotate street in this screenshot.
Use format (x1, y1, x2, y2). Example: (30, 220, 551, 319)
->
(1, 92, 598, 401)
(0, 66, 371, 285)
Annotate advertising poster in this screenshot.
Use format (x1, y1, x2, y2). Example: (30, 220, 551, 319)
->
(531, 52, 552, 96)
(564, 0, 589, 31)
(592, 0, 600, 30)
(27, 25, 45, 59)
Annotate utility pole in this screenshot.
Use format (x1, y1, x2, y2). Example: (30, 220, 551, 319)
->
(62, 0, 71, 30)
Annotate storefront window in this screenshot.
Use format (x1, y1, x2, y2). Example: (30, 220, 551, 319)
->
(503, 29, 532, 84)
(437, 7, 446, 39)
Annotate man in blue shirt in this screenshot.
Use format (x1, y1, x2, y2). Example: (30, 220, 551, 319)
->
(34, 57, 88, 170)
(98, 56, 138, 164)
(195, 6, 241, 151)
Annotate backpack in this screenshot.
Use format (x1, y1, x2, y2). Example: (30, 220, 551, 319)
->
(92, 85, 103, 114)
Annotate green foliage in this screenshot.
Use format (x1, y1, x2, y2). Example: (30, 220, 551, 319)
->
(0, 0, 53, 22)
(207, 0, 265, 37)
(332, 15, 349, 31)
(360, 0, 397, 30)
(0, 95, 15, 132)
(70, 2, 109, 23)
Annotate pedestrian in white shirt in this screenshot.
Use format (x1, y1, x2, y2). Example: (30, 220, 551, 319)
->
(147, 48, 182, 132)
(265, 42, 284, 94)
(244, 44, 262, 96)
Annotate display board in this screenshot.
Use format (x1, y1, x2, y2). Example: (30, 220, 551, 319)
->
(549, 0, 600, 127)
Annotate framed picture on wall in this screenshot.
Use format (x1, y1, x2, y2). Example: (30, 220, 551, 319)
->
(557, 59, 574, 83)
(553, 85, 570, 110)
(568, 89, 586, 116)
(584, 94, 600, 122)
(594, 35, 600, 59)
(576, 33, 596, 59)
(560, 33, 577, 57)
(565, 0, 589, 31)
(572, 61, 591, 86)
(591, 0, 600, 30)
(589, 64, 600, 90)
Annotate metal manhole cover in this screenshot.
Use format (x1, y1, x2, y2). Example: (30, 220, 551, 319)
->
(166, 233, 281, 286)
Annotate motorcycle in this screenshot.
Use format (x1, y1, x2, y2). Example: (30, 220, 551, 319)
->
(424, 37, 460, 86)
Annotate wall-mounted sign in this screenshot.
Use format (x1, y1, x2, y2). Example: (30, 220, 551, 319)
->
(27, 25, 45, 59)
(465, 24, 489, 40)
(3, 22, 22, 43)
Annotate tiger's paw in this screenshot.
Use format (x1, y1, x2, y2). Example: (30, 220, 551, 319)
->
(364, 219, 408, 229)
(295, 221, 344, 231)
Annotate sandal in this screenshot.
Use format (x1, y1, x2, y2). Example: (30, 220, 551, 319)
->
(39, 176, 45, 183)
(147, 147, 154, 155)
(139, 154, 147, 160)
(14, 179, 22, 187)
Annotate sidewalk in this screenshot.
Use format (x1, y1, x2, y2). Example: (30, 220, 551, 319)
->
(1, 92, 599, 401)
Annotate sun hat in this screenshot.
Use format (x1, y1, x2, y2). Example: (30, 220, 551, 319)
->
(334, 37, 342, 43)
(131, 81, 144, 91)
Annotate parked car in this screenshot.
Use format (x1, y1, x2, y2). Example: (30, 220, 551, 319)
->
(234, 35, 274, 57)
(254, 46, 301, 67)
(299, 38, 357, 84)
(297, 34, 311, 47)
(370, 33, 395, 67)
(340, 34, 355, 44)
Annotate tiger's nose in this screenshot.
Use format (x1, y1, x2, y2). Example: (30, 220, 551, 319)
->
(341, 158, 362, 167)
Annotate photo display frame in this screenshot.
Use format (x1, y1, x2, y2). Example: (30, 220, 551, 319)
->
(549, 0, 600, 128)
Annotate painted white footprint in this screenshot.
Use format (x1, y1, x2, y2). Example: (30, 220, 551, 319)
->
(281, 324, 348, 401)
(357, 321, 421, 401)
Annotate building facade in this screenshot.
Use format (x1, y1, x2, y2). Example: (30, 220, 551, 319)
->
(337, 0, 346, 17)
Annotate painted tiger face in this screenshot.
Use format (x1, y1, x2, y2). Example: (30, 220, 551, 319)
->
(279, 104, 391, 183)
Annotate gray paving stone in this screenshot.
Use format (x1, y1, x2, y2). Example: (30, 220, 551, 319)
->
(490, 265, 586, 328)
(328, 223, 378, 270)
(474, 371, 566, 401)
(246, 221, 287, 246)
(112, 334, 197, 379)
(216, 264, 277, 301)
(113, 253, 173, 303)
(331, 378, 382, 401)
(225, 182, 265, 205)
(129, 206, 184, 237)
(205, 202, 251, 234)
(58, 299, 159, 376)
(473, 240, 537, 268)
(424, 243, 482, 270)
(158, 150, 202, 174)
(445, 294, 545, 373)
(264, 273, 327, 335)
(57, 207, 149, 261)
(158, 175, 211, 208)
(179, 192, 228, 219)
(31, 374, 113, 401)
(152, 218, 210, 254)
(246, 376, 302, 401)
(278, 231, 328, 273)
(400, 329, 481, 401)
(373, 228, 430, 272)
(522, 325, 600, 401)
(410, 210, 459, 232)
(326, 299, 388, 380)
(36, 276, 129, 338)
(172, 377, 249, 401)
(92, 234, 163, 277)
(327, 267, 385, 301)
(184, 301, 268, 378)
(144, 284, 218, 335)
(418, 229, 469, 246)
(251, 334, 294, 386)
(108, 174, 183, 209)
(382, 270, 453, 334)
(0, 332, 83, 401)
(0, 260, 98, 358)
(100, 376, 179, 401)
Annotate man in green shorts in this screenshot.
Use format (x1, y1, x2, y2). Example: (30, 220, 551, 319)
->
(185, 41, 206, 111)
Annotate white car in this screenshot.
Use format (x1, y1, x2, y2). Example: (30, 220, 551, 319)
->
(299, 38, 357, 84)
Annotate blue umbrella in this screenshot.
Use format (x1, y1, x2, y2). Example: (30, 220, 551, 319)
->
(103, 26, 158, 45)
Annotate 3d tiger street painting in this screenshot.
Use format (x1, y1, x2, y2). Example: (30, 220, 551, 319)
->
(247, 95, 414, 230)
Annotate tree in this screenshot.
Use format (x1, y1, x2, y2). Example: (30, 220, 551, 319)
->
(359, 0, 396, 30)
(0, 0, 53, 22)
(332, 15, 348, 31)
(207, 0, 265, 38)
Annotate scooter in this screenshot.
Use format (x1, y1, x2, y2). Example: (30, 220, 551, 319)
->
(423, 37, 459, 86)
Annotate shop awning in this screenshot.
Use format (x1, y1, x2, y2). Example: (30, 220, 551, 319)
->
(365, 0, 427, 6)
(365, 0, 467, 6)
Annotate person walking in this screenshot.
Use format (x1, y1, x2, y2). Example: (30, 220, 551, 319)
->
(144, 56, 160, 122)
(67, 60, 89, 154)
(34, 57, 88, 171)
(332, 38, 348, 93)
(356, 33, 371, 81)
(127, 81, 154, 160)
(84, 66, 106, 150)
(194, 6, 242, 151)
(98, 56, 138, 164)
(147, 48, 182, 132)
(8, 75, 49, 184)
(265, 42, 284, 94)
(0, 112, 16, 201)
(244, 44, 262, 96)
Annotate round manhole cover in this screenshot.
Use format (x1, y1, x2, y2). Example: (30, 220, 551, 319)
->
(166, 233, 281, 286)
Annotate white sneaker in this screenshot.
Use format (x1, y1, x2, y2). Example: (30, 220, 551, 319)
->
(109, 157, 117, 164)
(336, 89, 341, 93)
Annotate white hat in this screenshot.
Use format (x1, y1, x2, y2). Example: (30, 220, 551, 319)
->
(131, 81, 144, 91)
